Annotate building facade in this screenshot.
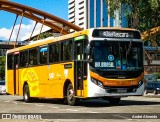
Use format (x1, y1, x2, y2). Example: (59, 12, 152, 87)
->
(68, 0, 127, 30)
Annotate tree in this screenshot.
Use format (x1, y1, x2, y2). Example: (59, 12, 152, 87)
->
(106, 0, 160, 31)
(0, 56, 6, 80)
(106, 0, 160, 45)
(33, 32, 53, 41)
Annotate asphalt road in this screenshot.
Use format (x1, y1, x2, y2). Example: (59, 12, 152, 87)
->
(0, 94, 160, 122)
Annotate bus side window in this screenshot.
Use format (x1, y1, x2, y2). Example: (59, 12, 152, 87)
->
(20, 51, 28, 67)
(62, 40, 72, 61)
(29, 48, 38, 66)
(7, 54, 14, 69)
(39, 46, 48, 64)
(49, 43, 60, 63)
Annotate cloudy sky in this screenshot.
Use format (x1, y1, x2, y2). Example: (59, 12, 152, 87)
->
(0, 0, 68, 41)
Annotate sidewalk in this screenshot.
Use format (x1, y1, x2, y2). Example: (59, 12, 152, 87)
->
(143, 93, 160, 98)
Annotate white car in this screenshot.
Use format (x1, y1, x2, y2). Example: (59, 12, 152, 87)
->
(0, 80, 6, 94)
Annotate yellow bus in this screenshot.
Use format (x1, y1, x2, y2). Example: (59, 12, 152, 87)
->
(6, 27, 144, 106)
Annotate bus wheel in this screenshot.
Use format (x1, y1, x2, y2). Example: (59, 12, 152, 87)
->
(108, 97, 121, 105)
(23, 85, 31, 103)
(67, 84, 78, 106)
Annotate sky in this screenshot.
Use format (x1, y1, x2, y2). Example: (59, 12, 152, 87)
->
(0, 0, 68, 41)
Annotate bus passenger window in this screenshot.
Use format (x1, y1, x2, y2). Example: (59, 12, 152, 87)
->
(39, 46, 48, 64)
(62, 40, 72, 61)
(29, 56, 34, 65)
(49, 43, 60, 63)
(20, 51, 28, 67)
(29, 48, 38, 66)
(7, 54, 14, 69)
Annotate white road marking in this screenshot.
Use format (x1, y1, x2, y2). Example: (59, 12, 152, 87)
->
(50, 106, 59, 109)
(4, 100, 10, 102)
(12, 101, 18, 104)
(66, 109, 79, 112)
(22, 102, 30, 104)
(89, 111, 99, 113)
(35, 104, 44, 107)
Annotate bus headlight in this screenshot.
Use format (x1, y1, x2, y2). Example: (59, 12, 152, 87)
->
(91, 77, 103, 88)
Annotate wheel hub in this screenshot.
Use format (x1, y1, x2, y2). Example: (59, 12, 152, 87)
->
(68, 89, 74, 100)
(24, 90, 28, 100)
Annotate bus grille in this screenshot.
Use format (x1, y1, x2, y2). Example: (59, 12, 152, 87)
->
(104, 86, 138, 93)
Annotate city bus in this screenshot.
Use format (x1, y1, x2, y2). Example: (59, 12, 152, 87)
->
(6, 27, 144, 106)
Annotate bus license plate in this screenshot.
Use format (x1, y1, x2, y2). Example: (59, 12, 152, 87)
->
(117, 89, 127, 93)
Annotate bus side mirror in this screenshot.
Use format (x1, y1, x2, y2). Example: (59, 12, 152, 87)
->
(88, 58, 93, 63)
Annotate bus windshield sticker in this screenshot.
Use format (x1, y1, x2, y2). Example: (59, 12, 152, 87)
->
(116, 60, 121, 69)
(108, 55, 114, 61)
(95, 62, 115, 68)
(122, 65, 127, 70)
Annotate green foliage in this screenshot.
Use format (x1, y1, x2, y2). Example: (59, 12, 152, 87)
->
(0, 56, 6, 80)
(153, 72, 160, 80)
(106, 0, 160, 31)
(33, 32, 53, 41)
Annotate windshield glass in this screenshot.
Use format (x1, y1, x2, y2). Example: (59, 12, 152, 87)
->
(90, 41, 143, 71)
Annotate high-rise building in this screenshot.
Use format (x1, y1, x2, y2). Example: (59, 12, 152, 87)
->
(68, 0, 127, 30)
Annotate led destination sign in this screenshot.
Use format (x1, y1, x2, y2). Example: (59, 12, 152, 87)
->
(100, 31, 130, 38)
(92, 29, 141, 39)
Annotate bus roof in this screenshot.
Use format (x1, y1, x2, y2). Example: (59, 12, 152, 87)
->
(6, 27, 139, 54)
(6, 29, 88, 54)
(97, 27, 136, 31)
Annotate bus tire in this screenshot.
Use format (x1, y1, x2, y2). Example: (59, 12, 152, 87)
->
(23, 84, 31, 103)
(67, 84, 78, 106)
(108, 97, 121, 105)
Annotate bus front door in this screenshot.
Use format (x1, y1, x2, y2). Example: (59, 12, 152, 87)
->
(74, 40, 87, 97)
(13, 53, 19, 95)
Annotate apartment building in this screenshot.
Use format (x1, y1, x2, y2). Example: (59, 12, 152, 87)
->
(68, 0, 127, 30)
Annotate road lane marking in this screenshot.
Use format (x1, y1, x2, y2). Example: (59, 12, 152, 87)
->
(35, 104, 44, 107)
(4, 101, 10, 102)
(12, 101, 18, 104)
(66, 109, 79, 112)
(89, 111, 99, 113)
(50, 106, 59, 109)
(22, 102, 30, 104)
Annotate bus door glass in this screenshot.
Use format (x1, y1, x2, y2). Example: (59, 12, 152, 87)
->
(74, 36, 87, 96)
(13, 52, 19, 95)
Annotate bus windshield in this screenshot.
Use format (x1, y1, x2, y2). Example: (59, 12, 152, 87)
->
(90, 40, 143, 71)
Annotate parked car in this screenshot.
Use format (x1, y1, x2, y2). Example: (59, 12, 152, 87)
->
(0, 80, 6, 94)
(144, 74, 157, 82)
(144, 82, 160, 95)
